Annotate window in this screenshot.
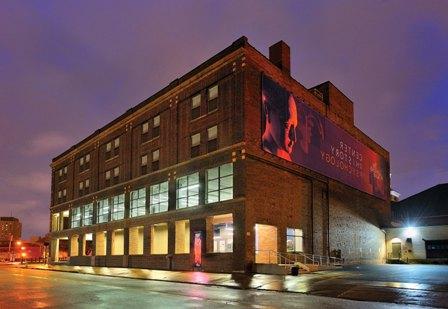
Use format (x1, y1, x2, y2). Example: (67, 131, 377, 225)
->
(79, 181, 84, 195)
(191, 94, 201, 120)
(130, 188, 146, 217)
(176, 173, 199, 209)
(150, 181, 169, 214)
(142, 122, 149, 134)
(58, 190, 62, 199)
(207, 125, 218, 152)
(111, 194, 125, 221)
(62, 210, 70, 230)
(58, 166, 68, 181)
(153, 115, 160, 137)
(83, 233, 93, 256)
(191, 133, 201, 158)
(105, 170, 111, 187)
(141, 155, 148, 175)
(175, 220, 190, 254)
(51, 213, 60, 232)
(85, 179, 90, 193)
(113, 166, 120, 184)
(111, 229, 124, 255)
(286, 228, 303, 252)
(70, 235, 79, 257)
(207, 84, 218, 112)
(106, 137, 120, 159)
(211, 214, 233, 253)
(151, 223, 168, 254)
(71, 207, 82, 228)
(79, 154, 90, 172)
(79, 179, 90, 196)
(63, 189, 67, 197)
(207, 163, 233, 203)
(97, 198, 109, 223)
(96, 231, 107, 256)
(82, 203, 93, 226)
(152, 149, 160, 171)
(129, 226, 144, 255)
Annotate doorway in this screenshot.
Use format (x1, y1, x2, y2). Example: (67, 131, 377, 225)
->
(255, 224, 278, 264)
(392, 242, 401, 259)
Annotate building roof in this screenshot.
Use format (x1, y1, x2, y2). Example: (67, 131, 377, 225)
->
(392, 183, 448, 226)
(0, 217, 19, 222)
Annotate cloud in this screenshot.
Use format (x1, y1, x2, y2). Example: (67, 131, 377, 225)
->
(8, 172, 51, 194)
(23, 132, 72, 156)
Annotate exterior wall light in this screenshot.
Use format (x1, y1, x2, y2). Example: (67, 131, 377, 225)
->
(404, 227, 416, 238)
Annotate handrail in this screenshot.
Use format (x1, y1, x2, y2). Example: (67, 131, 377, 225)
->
(255, 250, 344, 268)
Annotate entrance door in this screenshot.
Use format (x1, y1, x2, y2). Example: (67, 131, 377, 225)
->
(392, 242, 401, 259)
(255, 224, 278, 264)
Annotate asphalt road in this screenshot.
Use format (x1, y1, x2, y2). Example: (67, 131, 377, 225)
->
(0, 265, 427, 309)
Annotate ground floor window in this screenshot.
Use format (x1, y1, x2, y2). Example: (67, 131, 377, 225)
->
(70, 235, 79, 257)
(129, 226, 144, 255)
(96, 231, 107, 256)
(175, 220, 190, 254)
(286, 228, 303, 252)
(210, 214, 233, 253)
(426, 239, 448, 258)
(111, 229, 124, 255)
(111, 194, 125, 221)
(83, 233, 93, 256)
(151, 223, 168, 254)
(71, 207, 81, 228)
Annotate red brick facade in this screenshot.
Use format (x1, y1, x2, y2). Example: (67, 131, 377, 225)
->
(49, 37, 390, 272)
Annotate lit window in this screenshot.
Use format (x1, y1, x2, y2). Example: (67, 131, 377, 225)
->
(208, 85, 218, 100)
(176, 173, 199, 209)
(207, 126, 217, 140)
(141, 155, 148, 166)
(59, 169, 63, 176)
(111, 194, 125, 221)
(71, 207, 82, 228)
(151, 223, 168, 254)
(153, 115, 160, 127)
(211, 214, 233, 253)
(79, 182, 84, 190)
(86, 154, 90, 163)
(63, 166, 67, 174)
(114, 167, 119, 177)
(85, 179, 89, 188)
(175, 220, 190, 254)
(130, 188, 146, 217)
(97, 199, 109, 223)
(207, 125, 218, 152)
(95, 231, 107, 256)
(152, 149, 159, 162)
(58, 191, 62, 198)
(63, 189, 67, 196)
(105, 170, 111, 180)
(106, 142, 112, 152)
(142, 122, 149, 134)
(51, 213, 60, 232)
(114, 138, 120, 148)
(83, 233, 93, 256)
(129, 226, 144, 255)
(191, 94, 201, 120)
(80, 157, 84, 166)
(207, 163, 233, 203)
(286, 228, 303, 252)
(111, 229, 124, 255)
(150, 181, 169, 214)
(82, 203, 93, 226)
(70, 235, 79, 257)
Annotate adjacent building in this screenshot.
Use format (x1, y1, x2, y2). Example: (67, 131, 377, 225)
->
(0, 217, 22, 242)
(386, 183, 448, 262)
(49, 37, 390, 272)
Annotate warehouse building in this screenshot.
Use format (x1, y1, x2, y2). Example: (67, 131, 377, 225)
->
(49, 37, 390, 272)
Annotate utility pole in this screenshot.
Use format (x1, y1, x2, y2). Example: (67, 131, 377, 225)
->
(8, 234, 13, 262)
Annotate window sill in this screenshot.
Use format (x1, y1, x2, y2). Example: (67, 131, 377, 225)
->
(141, 136, 159, 147)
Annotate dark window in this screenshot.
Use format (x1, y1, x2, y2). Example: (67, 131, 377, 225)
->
(426, 240, 448, 258)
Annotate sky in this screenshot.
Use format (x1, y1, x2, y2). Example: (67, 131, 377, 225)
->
(1, 1, 447, 238)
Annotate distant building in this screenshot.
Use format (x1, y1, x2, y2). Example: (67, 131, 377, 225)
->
(0, 217, 22, 242)
(385, 183, 448, 262)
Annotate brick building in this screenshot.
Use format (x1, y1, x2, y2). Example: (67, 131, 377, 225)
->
(0, 217, 22, 242)
(49, 37, 390, 272)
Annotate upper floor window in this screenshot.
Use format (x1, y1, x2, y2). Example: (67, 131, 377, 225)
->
(141, 154, 148, 175)
(207, 84, 218, 112)
(191, 94, 201, 120)
(113, 166, 120, 184)
(58, 166, 68, 181)
(141, 115, 160, 143)
(71, 207, 81, 228)
(106, 137, 120, 160)
(207, 125, 218, 152)
(79, 154, 90, 172)
(97, 198, 109, 223)
(150, 181, 169, 214)
(152, 149, 160, 171)
(206, 163, 233, 203)
(78, 179, 90, 196)
(130, 188, 146, 217)
(82, 203, 93, 226)
(106, 167, 119, 187)
(191, 133, 201, 158)
(111, 194, 125, 221)
(57, 189, 67, 203)
(51, 213, 60, 232)
(176, 173, 199, 209)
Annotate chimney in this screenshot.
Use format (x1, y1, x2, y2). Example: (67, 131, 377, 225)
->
(269, 40, 290, 75)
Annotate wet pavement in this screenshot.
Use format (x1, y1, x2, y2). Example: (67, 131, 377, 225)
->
(8, 263, 448, 308)
(0, 265, 429, 308)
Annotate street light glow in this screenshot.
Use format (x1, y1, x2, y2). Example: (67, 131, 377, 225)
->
(404, 227, 416, 238)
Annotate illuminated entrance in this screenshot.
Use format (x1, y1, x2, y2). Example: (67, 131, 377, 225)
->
(255, 224, 278, 264)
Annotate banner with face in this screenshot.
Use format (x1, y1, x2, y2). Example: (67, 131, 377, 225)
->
(261, 75, 388, 200)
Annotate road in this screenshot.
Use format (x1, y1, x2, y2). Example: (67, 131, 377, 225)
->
(0, 265, 427, 309)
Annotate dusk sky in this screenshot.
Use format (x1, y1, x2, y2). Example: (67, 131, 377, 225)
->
(1, 1, 447, 238)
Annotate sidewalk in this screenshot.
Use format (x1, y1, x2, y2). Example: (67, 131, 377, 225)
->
(16, 263, 334, 293)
